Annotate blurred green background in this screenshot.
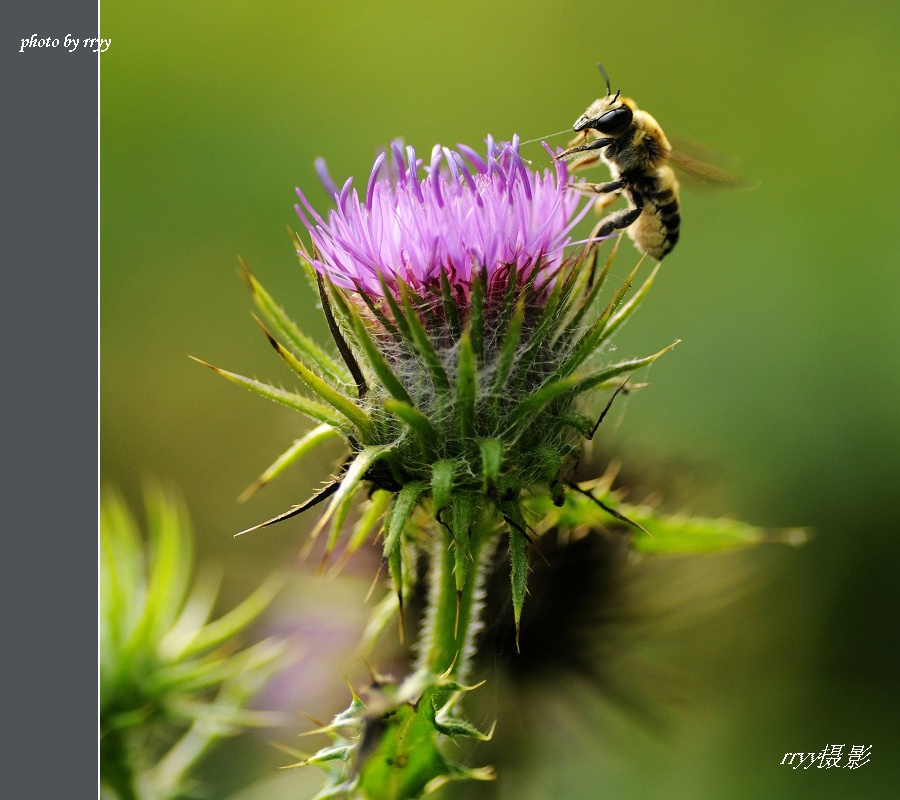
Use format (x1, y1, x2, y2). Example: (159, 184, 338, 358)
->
(101, 0, 900, 797)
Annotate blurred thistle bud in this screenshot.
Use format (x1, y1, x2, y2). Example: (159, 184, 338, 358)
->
(99, 486, 287, 800)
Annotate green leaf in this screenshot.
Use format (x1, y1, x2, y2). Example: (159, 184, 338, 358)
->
(341, 309, 414, 405)
(502, 375, 579, 433)
(526, 487, 810, 554)
(431, 460, 456, 517)
(383, 400, 440, 456)
(343, 489, 393, 557)
(127, 486, 193, 655)
(551, 260, 642, 381)
(240, 424, 342, 502)
(439, 268, 461, 342)
(377, 273, 415, 339)
(567, 342, 679, 398)
(488, 299, 524, 397)
(553, 235, 619, 344)
(323, 478, 365, 564)
(241, 261, 350, 386)
(383, 482, 427, 562)
(191, 358, 344, 427)
(600, 263, 660, 342)
(455, 330, 477, 441)
(263, 335, 377, 440)
(469, 267, 485, 364)
(398, 282, 450, 392)
(451, 494, 477, 594)
(478, 438, 503, 491)
(317, 445, 394, 535)
(507, 518, 528, 650)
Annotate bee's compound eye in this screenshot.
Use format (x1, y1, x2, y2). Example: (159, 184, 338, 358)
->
(596, 106, 633, 135)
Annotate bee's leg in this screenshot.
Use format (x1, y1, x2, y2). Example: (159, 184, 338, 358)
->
(557, 136, 615, 161)
(594, 190, 645, 238)
(573, 179, 626, 216)
(593, 193, 619, 217)
(579, 178, 625, 195)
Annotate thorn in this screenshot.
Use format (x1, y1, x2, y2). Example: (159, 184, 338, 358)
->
(316, 272, 368, 398)
(237, 477, 265, 504)
(440, 653, 460, 680)
(588, 378, 631, 439)
(342, 672, 362, 703)
(364, 561, 385, 604)
(515, 618, 521, 654)
(299, 710, 327, 729)
(188, 355, 222, 372)
(568, 482, 652, 537)
(503, 513, 551, 566)
(234, 479, 342, 537)
(397, 589, 405, 645)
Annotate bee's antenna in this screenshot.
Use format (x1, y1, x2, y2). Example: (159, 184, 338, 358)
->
(597, 62, 612, 96)
(518, 128, 572, 147)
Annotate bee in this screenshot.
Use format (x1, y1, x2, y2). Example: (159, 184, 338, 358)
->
(558, 64, 745, 261)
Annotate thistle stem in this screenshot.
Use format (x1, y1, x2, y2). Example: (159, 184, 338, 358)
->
(418, 510, 492, 684)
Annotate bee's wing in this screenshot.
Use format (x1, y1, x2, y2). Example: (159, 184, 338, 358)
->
(666, 150, 755, 190)
(662, 137, 756, 191)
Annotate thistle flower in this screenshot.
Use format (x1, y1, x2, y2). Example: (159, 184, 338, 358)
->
(197, 135, 803, 800)
(204, 136, 671, 624)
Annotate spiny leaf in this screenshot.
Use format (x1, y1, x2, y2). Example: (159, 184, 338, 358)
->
(398, 281, 451, 391)
(322, 478, 365, 567)
(552, 237, 619, 345)
(451, 494, 477, 596)
(378, 273, 415, 342)
(239, 424, 342, 503)
(261, 330, 377, 440)
(317, 445, 393, 536)
(235, 478, 342, 537)
(439, 268, 461, 341)
(506, 515, 528, 651)
(334, 295, 414, 405)
(456, 330, 477, 441)
(383, 400, 440, 455)
(567, 342, 680, 398)
(383, 482, 427, 562)
(502, 375, 579, 433)
(339, 489, 393, 569)
(478, 438, 503, 492)
(431, 460, 456, 517)
(433, 713, 496, 742)
(240, 259, 349, 386)
(551, 259, 644, 381)
(488, 299, 524, 398)
(599, 262, 661, 343)
(191, 357, 343, 428)
(315, 273, 368, 398)
(469, 267, 485, 364)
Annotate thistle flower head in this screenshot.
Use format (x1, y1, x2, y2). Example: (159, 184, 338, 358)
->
(296, 137, 590, 298)
(203, 133, 673, 654)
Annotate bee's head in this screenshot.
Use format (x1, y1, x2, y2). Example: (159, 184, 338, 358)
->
(573, 63, 635, 136)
